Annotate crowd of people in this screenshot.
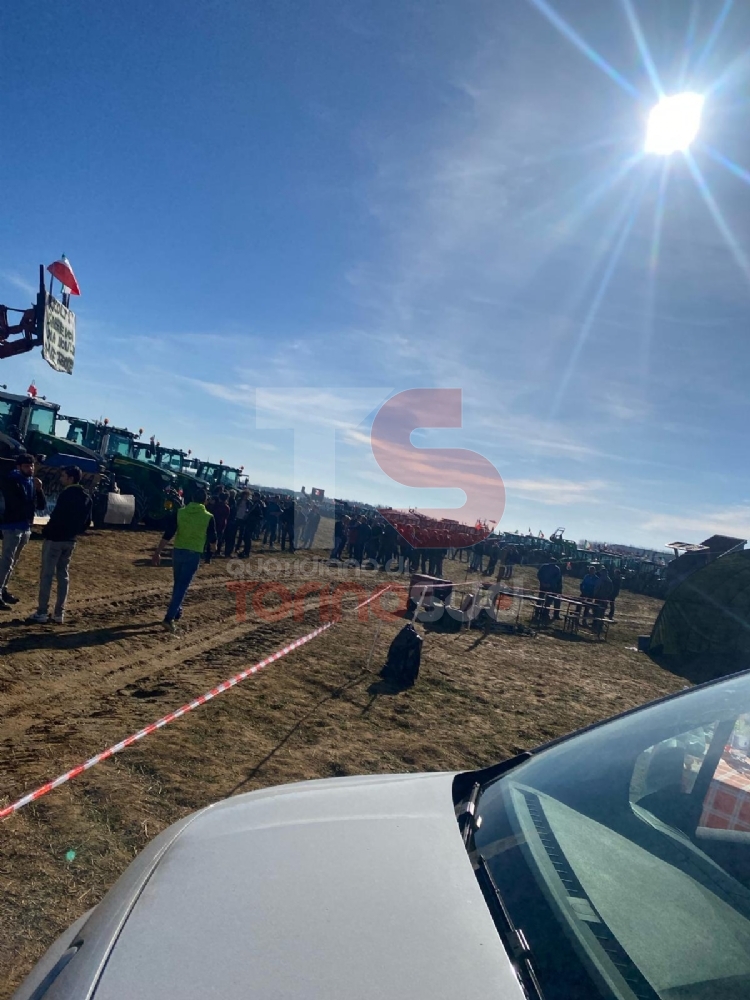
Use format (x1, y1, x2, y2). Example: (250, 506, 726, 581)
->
(0, 458, 627, 633)
(0, 454, 91, 623)
(330, 512, 527, 580)
(150, 487, 325, 627)
(198, 488, 322, 558)
(536, 556, 622, 626)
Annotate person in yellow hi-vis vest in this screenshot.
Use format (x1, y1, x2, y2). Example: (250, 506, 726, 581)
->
(152, 489, 216, 631)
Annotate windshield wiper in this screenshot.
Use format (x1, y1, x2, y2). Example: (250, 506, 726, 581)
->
(455, 751, 533, 851)
(475, 854, 545, 1000)
(453, 750, 532, 804)
(457, 781, 481, 847)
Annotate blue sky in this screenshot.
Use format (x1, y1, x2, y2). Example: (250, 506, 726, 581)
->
(3, 0, 750, 549)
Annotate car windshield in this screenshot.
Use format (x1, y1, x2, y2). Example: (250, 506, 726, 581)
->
(472, 672, 750, 1000)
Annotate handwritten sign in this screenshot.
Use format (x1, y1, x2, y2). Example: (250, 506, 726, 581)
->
(42, 294, 76, 374)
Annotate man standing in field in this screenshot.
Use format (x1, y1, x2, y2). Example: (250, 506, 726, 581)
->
(152, 488, 216, 631)
(27, 466, 91, 624)
(593, 566, 614, 633)
(240, 491, 264, 557)
(208, 489, 230, 557)
(0, 454, 46, 610)
(609, 567, 622, 619)
(537, 556, 563, 621)
(578, 563, 599, 623)
(303, 503, 320, 549)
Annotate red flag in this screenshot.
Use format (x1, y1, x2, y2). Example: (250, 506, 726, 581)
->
(47, 255, 81, 296)
(27, 383, 37, 398)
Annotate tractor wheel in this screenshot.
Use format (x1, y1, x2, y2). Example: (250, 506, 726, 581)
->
(127, 484, 148, 528)
(92, 495, 107, 529)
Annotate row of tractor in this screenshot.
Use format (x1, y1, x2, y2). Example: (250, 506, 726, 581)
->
(0, 388, 244, 527)
(493, 530, 669, 595)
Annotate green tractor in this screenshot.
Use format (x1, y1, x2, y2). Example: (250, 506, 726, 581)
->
(184, 457, 243, 492)
(60, 416, 180, 526)
(0, 389, 108, 510)
(132, 439, 210, 501)
(498, 530, 551, 566)
(549, 527, 577, 564)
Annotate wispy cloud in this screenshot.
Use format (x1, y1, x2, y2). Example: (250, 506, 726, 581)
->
(0, 270, 36, 298)
(504, 477, 611, 506)
(641, 505, 750, 542)
(178, 376, 254, 405)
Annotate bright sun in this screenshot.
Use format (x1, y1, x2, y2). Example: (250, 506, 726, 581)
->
(645, 92, 705, 156)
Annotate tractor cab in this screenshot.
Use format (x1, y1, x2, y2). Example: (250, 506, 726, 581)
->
(62, 415, 101, 452)
(548, 528, 577, 562)
(195, 460, 242, 490)
(133, 442, 209, 500)
(58, 415, 178, 526)
(134, 441, 186, 474)
(0, 391, 106, 508)
(100, 425, 138, 460)
(0, 391, 27, 450)
(60, 416, 137, 459)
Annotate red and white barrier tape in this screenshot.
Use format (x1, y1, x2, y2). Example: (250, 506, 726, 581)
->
(0, 586, 391, 821)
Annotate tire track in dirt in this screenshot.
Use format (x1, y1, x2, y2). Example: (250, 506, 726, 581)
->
(62, 572, 234, 612)
(0, 598, 329, 743)
(0, 606, 338, 805)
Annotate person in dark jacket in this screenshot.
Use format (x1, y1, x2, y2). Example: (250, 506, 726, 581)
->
(241, 493, 264, 557)
(354, 517, 370, 564)
(302, 505, 321, 549)
(578, 564, 599, 622)
(0, 453, 46, 610)
(279, 501, 295, 552)
(27, 466, 91, 624)
(208, 491, 230, 556)
(503, 545, 519, 579)
(331, 516, 346, 560)
(609, 568, 622, 619)
(537, 557, 563, 620)
(223, 489, 239, 557)
(593, 567, 614, 632)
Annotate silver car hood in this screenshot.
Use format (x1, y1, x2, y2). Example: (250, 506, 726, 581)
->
(17, 772, 524, 1000)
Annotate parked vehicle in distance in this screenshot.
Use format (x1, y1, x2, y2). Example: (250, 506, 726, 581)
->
(15, 670, 750, 1000)
(184, 456, 242, 491)
(60, 415, 178, 526)
(133, 440, 209, 501)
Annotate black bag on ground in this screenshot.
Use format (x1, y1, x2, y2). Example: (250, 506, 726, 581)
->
(381, 623, 423, 687)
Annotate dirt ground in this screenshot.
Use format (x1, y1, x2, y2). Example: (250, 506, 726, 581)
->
(0, 523, 686, 995)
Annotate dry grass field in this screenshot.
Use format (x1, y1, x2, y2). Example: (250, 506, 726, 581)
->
(0, 522, 686, 995)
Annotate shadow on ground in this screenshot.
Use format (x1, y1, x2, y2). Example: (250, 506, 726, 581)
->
(0, 621, 163, 653)
(227, 672, 370, 796)
(648, 651, 748, 686)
